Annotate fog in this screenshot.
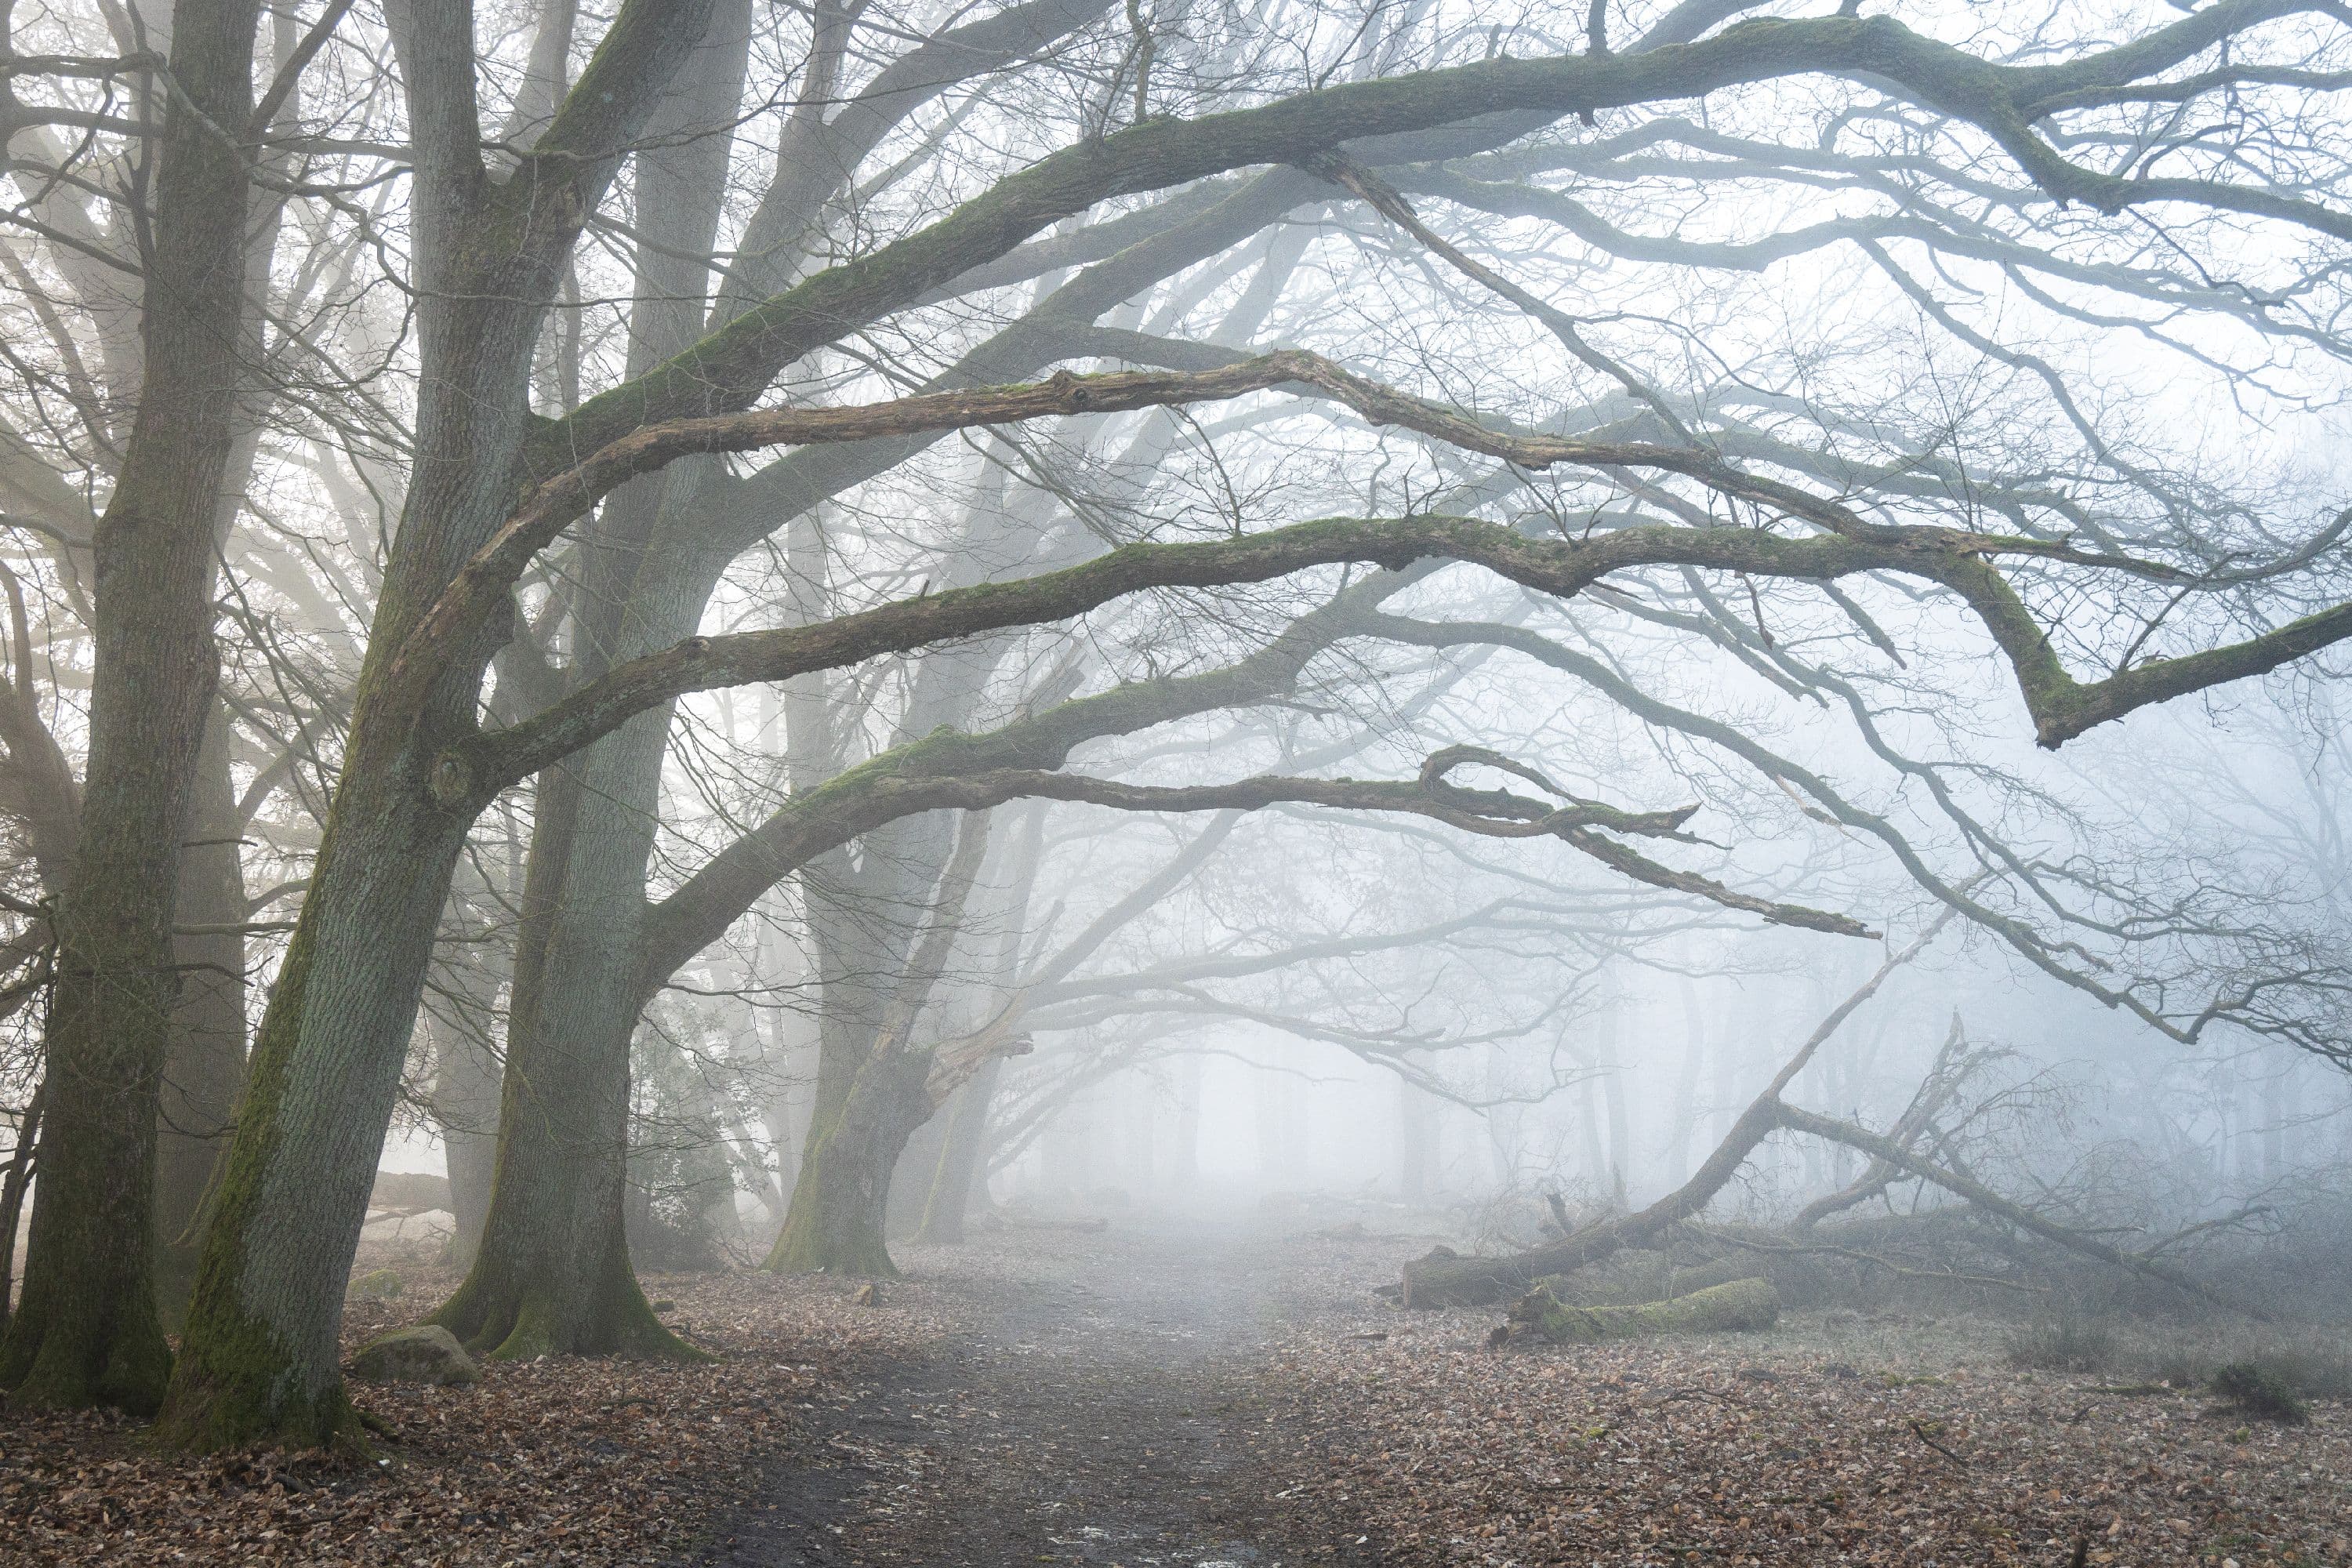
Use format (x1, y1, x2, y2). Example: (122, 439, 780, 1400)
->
(2, 0, 2350, 1555)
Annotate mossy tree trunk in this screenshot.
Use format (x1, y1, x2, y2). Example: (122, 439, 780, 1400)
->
(766, 1047, 937, 1276)
(0, 0, 263, 1414)
(1506, 1276, 1780, 1344)
(156, 0, 722, 1450)
(430, 710, 704, 1362)
(768, 811, 995, 1276)
(434, 8, 748, 1359)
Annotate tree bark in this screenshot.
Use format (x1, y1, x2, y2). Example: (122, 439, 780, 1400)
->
(433, 1035, 502, 1269)
(0, 0, 263, 1414)
(154, 705, 249, 1323)
(430, 707, 705, 1360)
(767, 811, 993, 1275)
(765, 1046, 935, 1276)
(1505, 1276, 1780, 1344)
(1403, 1092, 1787, 1308)
(158, 0, 721, 1449)
(914, 1057, 1003, 1244)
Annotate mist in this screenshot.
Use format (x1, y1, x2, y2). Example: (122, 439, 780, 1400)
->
(2, 0, 2350, 1560)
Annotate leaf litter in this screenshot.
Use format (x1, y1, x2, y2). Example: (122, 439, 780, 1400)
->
(2, 1227, 2346, 1567)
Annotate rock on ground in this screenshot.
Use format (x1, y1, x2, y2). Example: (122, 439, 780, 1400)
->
(347, 1325, 478, 1386)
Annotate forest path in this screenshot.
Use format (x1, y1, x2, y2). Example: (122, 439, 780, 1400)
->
(688, 1216, 1359, 1568)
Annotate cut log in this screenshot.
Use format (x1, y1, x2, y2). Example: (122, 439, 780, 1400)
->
(1506, 1276, 1780, 1345)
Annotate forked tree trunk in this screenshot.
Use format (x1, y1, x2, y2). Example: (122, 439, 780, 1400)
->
(768, 812, 993, 1275)
(434, 2, 756, 1348)
(154, 0, 720, 1450)
(0, 0, 262, 1414)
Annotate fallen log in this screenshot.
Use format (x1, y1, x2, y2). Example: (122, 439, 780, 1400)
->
(1401, 1095, 1780, 1308)
(1771, 1102, 2266, 1321)
(368, 1169, 454, 1218)
(1504, 1276, 1780, 1345)
(975, 1213, 1109, 1233)
(1392, 909, 2262, 1320)
(1403, 921, 1958, 1308)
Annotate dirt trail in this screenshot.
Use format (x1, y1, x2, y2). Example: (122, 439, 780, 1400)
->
(688, 1218, 1359, 1568)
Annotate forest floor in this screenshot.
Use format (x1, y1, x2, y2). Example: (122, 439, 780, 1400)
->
(2, 1212, 2348, 1566)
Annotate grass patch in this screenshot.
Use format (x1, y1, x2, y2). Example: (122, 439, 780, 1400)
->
(2211, 1361, 2311, 1425)
(2004, 1309, 2117, 1374)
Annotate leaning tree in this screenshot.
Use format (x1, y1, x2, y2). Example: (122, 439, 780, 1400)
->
(0, 0, 2342, 1451)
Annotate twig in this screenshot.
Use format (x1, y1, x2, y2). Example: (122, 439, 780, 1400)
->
(1907, 1419, 1967, 1466)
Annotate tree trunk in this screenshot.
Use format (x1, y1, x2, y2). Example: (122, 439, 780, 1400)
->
(159, 757, 480, 1447)
(887, 1105, 951, 1236)
(769, 655, 995, 1267)
(1172, 1051, 1203, 1191)
(1664, 978, 1707, 1189)
(914, 1056, 1003, 1243)
(1395, 1070, 1432, 1203)
(147, 5, 320, 1319)
(154, 0, 721, 1449)
(767, 811, 993, 1275)
(0, 0, 262, 1414)
(1482, 1043, 1516, 1189)
(421, 897, 509, 1270)
(766, 1047, 934, 1276)
(438, 1068, 500, 1270)
(154, 705, 249, 1323)
(1403, 1094, 1787, 1308)
(0, 1080, 43, 1338)
(430, 707, 701, 1360)
(1600, 1010, 1630, 1207)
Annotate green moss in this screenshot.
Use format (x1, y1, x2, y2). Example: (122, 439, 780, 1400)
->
(1508, 1276, 1780, 1345)
(2, 1303, 173, 1416)
(151, 1293, 360, 1454)
(761, 1123, 902, 1278)
(435, 1246, 710, 1364)
(354, 1268, 405, 1301)
(485, 1296, 560, 1362)
(763, 1199, 900, 1277)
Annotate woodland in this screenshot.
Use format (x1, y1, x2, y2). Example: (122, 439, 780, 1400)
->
(0, 0, 2350, 1562)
